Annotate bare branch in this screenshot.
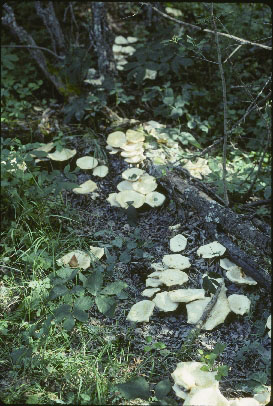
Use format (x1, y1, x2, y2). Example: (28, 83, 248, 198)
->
(141, 2, 272, 51)
(211, 4, 229, 207)
(1, 44, 64, 60)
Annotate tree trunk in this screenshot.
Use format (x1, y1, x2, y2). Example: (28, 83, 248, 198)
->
(90, 2, 116, 77)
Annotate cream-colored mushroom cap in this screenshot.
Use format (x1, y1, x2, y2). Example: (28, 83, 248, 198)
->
(222, 266, 257, 286)
(266, 315, 271, 330)
(107, 131, 126, 148)
(72, 180, 98, 194)
(145, 191, 166, 207)
(132, 174, 157, 194)
(115, 35, 128, 45)
(229, 398, 259, 406)
(120, 142, 143, 152)
(172, 384, 187, 400)
(171, 361, 217, 390)
(76, 156, 98, 170)
(170, 234, 187, 252)
(115, 190, 145, 208)
(254, 387, 271, 404)
(89, 246, 104, 259)
(150, 262, 166, 271)
(122, 167, 145, 181)
(159, 269, 189, 287)
(126, 300, 155, 322)
(169, 289, 205, 303)
(124, 154, 145, 163)
(30, 142, 54, 157)
(48, 148, 76, 161)
(162, 254, 191, 270)
(184, 385, 229, 406)
(153, 291, 179, 311)
(117, 180, 134, 192)
(92, 165, 108, 177)
(106, 145, 120, 154)
(106, 193, 121, 207)
(120, 148, 144, 158)
(141, 288, 161, 298)
(228, 294, 251, 315)
(197, 241, 226, 258)
(126, 129, 145, 143)
(146, 278, 163, 288)
(57, 250, 91, 270)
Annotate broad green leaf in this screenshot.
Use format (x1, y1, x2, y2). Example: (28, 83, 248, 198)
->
(73, 307, 88, 322)
(119, 251, 131, 264)
(11, 346, 33, 364)
(126, 241, 137, 250)
(115, 377, 150, 400)
(116, 290, 129, 299)
(63, 315, 75, 331)
(56, 267, 78, 281)
(95, 295, 116, 317)
(180, 132, 201, 148)
(54, 304, 71, 322)
(100, 281, 127, 296)
(86, 270, 103, 295)
(112, 237, 123, 248)
(74, 296, 93, 310)
(48, 285, 69, 300)
(170, 107, 183, 118)
(155, 379, 172, 400)
(70, 285, 85, 295)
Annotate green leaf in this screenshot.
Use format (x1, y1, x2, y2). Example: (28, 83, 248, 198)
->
(70, 285, 85, 295)
(86, 270, 103, 295)
(119, 251, 131, 264)
(73, 307, 88, 322)
(115, 377, 150, 400)
(112, 237, 123, 248)
(116, 290, 129, 299)
(74, 296, 93, 311)
(63, 315, 75, 331)
(100, 281, 127, 296)
(11, 346, 33, 365)
(180, 132, 201, 148)
(213, 342, 226, 355)
(56, 267, 78, 281)
(155, 379, 172, 400)
(48, 285, 69, 300)
(54, 304, 72, 322)
(95, 295, 116, 317)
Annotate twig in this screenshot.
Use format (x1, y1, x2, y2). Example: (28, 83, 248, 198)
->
(223, 44, 242, 63)
(1, 44, 64, 60)
(211, 5, 229, 207)
(140, 3, 272, 51)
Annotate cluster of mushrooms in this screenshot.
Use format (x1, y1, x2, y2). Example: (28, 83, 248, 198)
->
(112, 35, 138, 71)
(106, 167, 165, 209)
(171, 360, 271, 405)
(106, 128, 146, 164)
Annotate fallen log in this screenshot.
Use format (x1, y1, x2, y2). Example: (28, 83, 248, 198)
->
(156, 169, 271, 291)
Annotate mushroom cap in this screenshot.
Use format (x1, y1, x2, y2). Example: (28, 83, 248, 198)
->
(171, 361, 218, 390)
(169, 289, 205, 303)
(141, 288, 161, 298)
(89, 246, 104, 259)
(170, 234, 188, 252)
(132, 174, 157, 194)
(183, 158, 212, 180)
(126, 129, 145, 143)
(122, 167, 145, 181)
(76, 156, 98, 170)
(159, 269, 189, 287)
(266, 315, 271, 330)
(107, 131, 126, 148)
(92, 165, 108, 177)
(106, 192, 121, 207)
(225, 268, 257, 286)
(172, 384, 187, 400)
(106, 145, 120, 154)
(228, 294, 251, 315)
(120, 142, 143, 152)
(72, 179, 98, 194)
(117, 180, 134, 192)
(146, 278, 163, 288)
(115, 190, 145, 208)
(153, 291, 179, 311)
(162, 254, 191, 270)
(124, 154, 145, 163)
(48, 148, 76, 161)
(57, 250, 91, 270)
(197, 241, 226, 258)
(30, 142, 54, 157)
(126, 300, 155, 322)
(184, 384, 229, 406)
(115, 35, 128, 45)
(229, 398, 259, 406)
(120, 147, 144, 158)
(145, 191, 166, 207)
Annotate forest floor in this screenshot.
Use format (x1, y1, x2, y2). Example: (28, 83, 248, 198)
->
(0, 131, 271, 405)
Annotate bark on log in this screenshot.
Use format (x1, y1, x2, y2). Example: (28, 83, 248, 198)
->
(2, 4, 64, 93)
(157, 170, 271, 291)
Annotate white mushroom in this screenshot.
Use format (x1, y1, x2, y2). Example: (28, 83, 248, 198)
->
(162, 254, 191, 270)
(126, 129, 145, 143)
(120, 142, 143, 152)
(169, 289, 205, 303)
(172, 384, 187, 399)
(150, 262, 166, 271)
(72, 180, 98, 194)
(184, 384, 229, 406)
(30, 142, 54, 157)
(89, 246, 104, 259)
(228, 294, 251, 315)
(158, 269, 189, 287)
(197, 241, 226, 258)
(92, 165, 108, 177)
(124, 154, 145, 163)
(57, 250, 91, 270)
(132, 174, 157, 194)
(153, 291, 179, 311)
(141, 288, 161, 298)
(171, 361, 217, 390)
(145, 191, 166, 207)
(122, 167, 145, 181)
(115, 35, 128, 45)
(146, 278, 163, 288)
(76, 156, 98, 170)
(115, 190, 145, 209)
(120, 148, 144, 158)
(106, 145, 120, 154)
(126, 300, 155, 322)
(220, 259, 257, 285)
(106, 193, 121, 207)
(116, 180, 134, 192)
(48, 148, 76, 161)
(107, 131, 126, 148)
(229, 398, 259, 406)
(170, 234, 188, 252)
